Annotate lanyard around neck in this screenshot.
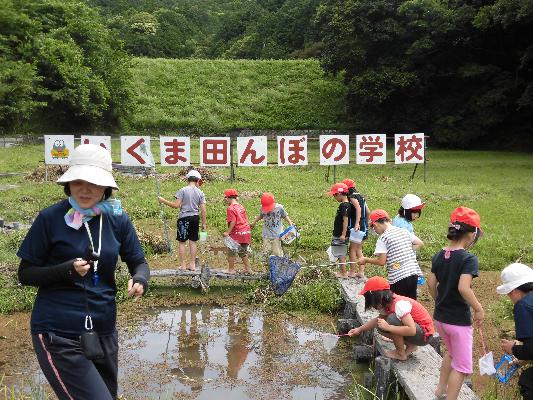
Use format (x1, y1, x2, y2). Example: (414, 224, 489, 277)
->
(83, 215, 103, 274)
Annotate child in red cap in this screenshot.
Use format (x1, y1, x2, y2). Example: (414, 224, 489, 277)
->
(250, 193, 294, 258)
(223, 189, 252, 274)
(342, 178, 371, 278)
(327, 182, 353, 278)
(428, 206, 484, 400)
(347, 276, 435, 360)
(358, 209, 424, 299)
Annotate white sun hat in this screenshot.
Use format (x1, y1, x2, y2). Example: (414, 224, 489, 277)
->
(401, 194, 425, 210)
(186, 169, 202, 180)
(57, 144, 118, 189)
(186, 169, 203, 185)
(496, 263, 533, 294)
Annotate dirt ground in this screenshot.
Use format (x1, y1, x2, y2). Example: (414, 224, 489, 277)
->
(0, 269, 522, 399)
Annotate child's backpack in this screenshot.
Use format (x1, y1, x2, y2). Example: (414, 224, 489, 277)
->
(352, 192, 367, 233)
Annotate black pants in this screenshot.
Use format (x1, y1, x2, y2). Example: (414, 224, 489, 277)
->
(32, 331, 118, 400)
(390, 274, 418, 300)
(520, 367, 533, 400)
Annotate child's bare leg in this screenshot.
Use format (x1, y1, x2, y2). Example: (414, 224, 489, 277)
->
(347, 243, 358, 276)
(226, 255, 236, 274)
(446, 370, 466, 400)
(405, 343, 418, 356)
(178, 241, 187, 269)
(435, 353, 452, 397)
(241, 255, 252, 273)
(384, 333, 407, 360)
(354, 243, 365, 277)
(188, 240, 198, 270)
(335, 257, 348, 278)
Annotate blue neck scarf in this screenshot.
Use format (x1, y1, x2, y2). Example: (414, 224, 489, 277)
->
(64, 197, 113, 230)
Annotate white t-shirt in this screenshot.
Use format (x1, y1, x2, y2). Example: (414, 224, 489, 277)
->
(394, 300, 412, 320)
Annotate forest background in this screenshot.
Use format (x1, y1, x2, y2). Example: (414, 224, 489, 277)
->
(1, 0, 532, 149)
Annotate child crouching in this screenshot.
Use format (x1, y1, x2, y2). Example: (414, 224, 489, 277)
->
(348, 276, 435, 360)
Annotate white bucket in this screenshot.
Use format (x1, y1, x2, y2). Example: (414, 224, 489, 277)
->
(279, 225, 299, 244)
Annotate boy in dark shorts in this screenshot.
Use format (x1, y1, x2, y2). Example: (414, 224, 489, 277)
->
(158, 170, 206, 271)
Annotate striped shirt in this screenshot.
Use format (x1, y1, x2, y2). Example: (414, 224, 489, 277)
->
(374, 226, 422, 284)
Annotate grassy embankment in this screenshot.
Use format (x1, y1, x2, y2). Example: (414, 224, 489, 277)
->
(128, 57, 349, 131)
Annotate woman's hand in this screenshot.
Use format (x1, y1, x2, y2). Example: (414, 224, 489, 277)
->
(73, 258, 91, 277)
(157, 196, 165, 204)
(127, 279, 144, 297)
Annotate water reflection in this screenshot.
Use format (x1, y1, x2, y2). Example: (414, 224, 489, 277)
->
(119, 306, 362, 400)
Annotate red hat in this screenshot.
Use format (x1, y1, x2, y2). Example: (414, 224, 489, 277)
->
(369, 209, 390, 224)
(450, 206, 482, 232)
(260, 193, 276, 212)
(359, 276, 390, 295)
(327, 182, 349, 196)
(341, 179, 355, 189)
(224, 188, 238, 198)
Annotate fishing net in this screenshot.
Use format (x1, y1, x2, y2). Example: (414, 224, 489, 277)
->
(268, 255, 302, 296)
(321, 333, 340, 353)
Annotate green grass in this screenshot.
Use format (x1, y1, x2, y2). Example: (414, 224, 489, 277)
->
(129, 58, 349, 131)
(1, 143, 532, 273)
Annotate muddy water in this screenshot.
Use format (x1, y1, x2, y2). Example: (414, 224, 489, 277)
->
(118, 306, 363, 400)
(4, 306, 364, 399)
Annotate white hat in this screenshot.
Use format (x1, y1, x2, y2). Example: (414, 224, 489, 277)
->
(57, 144, 118, 189)
(401, 194, 425, 210)
(186, 169, 203, 185)
(496, 263, 533, 294)
(186, 170, 202, 180)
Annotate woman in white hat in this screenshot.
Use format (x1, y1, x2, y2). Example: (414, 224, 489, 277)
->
(392, 194, 425, 239)
(497, 263, 533, 399)
(17, 144, 150, 400)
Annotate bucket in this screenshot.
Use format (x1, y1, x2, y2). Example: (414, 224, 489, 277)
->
(279, 225, 299, 245)
(199, 231, 208, 242)
(223, 236, 241, 252)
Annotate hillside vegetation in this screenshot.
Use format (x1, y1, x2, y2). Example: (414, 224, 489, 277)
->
(129, 58, 348, 132)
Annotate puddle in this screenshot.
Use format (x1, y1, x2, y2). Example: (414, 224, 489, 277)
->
(4, 306, 364, 399)
(120, 306, 363, 399)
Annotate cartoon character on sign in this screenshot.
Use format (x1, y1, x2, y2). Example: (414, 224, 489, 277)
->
(51, 140, 69, 158)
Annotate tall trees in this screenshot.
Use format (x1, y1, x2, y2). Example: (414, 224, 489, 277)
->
(0, 0, 132, 132)
(316, 0, 533, 147)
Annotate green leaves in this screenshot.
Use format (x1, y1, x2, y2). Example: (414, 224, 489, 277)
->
(317, 0, 533, 148)
(0, 0, 132, 132)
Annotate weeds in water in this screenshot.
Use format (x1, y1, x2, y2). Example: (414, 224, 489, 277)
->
(0, 375, 52, 400)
